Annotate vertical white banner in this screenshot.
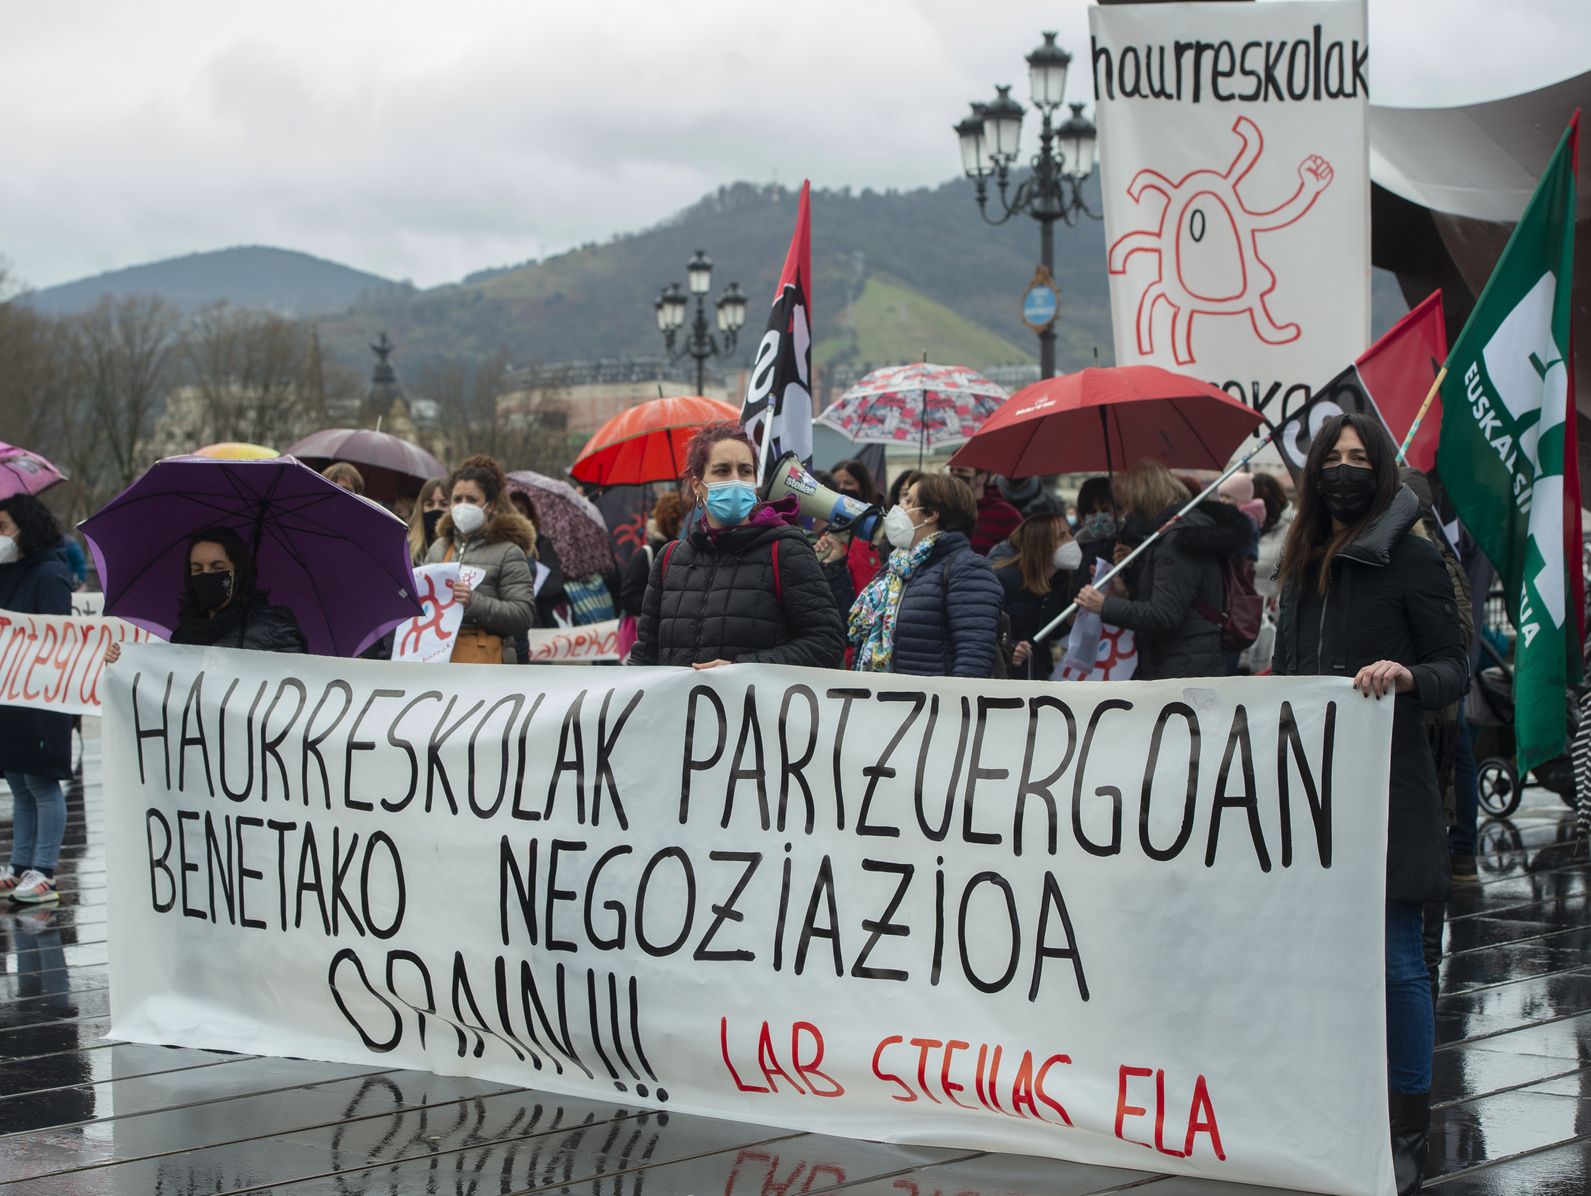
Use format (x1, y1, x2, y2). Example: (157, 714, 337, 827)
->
(1089, 1, 1370, 434)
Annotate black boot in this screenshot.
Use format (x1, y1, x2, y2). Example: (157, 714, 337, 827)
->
(1389, 1089, 1430, 1194)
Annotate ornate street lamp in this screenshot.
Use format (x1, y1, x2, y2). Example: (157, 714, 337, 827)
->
(656, 250, 746, 395)
(956, 31, 1099, 379)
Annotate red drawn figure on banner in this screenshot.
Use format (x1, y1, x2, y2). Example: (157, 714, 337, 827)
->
(1107, 116, 1334, 366)
(398, 570, 461, 656)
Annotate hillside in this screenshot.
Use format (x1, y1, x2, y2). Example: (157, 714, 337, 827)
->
(23, 246, 407, 316)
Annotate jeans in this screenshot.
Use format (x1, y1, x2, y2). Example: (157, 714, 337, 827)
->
(6, 772, 66, 872)
(1450, 711, 1479, 856)
(1387, 899, 1435, 1093)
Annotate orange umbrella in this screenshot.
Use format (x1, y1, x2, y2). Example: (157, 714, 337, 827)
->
(570, 395, 739, 486)
(194, 442, 279, 460)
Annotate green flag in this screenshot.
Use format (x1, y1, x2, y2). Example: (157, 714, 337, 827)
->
(1438, 114, 1581, 773)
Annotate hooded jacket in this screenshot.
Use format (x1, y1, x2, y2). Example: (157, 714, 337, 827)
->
(424, 509, 538, 662)
(1271, 486, 1469, 903)
(0, 544, 73, 779)
(1100, 500, 1253, 680)
(630, 502, 844, 669)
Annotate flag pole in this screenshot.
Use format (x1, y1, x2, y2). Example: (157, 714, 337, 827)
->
(1033, 429, 1277, 645)
(1394, 366, 1449, 465)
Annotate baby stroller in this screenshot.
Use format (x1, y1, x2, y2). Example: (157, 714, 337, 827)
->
(1467, 645, 1579, 817)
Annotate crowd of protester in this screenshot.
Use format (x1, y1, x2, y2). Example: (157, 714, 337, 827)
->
(0, 412, 1545, 1193)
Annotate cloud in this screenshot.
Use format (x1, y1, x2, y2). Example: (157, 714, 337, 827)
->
(0, 0, 1584, 290)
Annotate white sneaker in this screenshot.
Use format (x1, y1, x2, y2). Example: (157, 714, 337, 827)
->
(10, 869, 58, 904)
(0, 866, 16, 894)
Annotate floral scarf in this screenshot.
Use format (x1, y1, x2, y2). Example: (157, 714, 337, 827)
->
(847, 533, 941, 672)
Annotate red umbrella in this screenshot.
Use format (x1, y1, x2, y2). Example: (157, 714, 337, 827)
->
(570, 395, 740, 486)
(948, 366, 1263, 477)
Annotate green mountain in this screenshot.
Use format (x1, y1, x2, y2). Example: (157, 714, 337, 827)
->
(321, 179, 1102, 380)
(23, 245, 407, 317)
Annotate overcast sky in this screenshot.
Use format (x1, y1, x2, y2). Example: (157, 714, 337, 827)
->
(2, 0, 1585, 291)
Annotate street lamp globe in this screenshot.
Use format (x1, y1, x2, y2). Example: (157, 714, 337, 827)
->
(982, 85, 1024, 163)
(955, 106, 991, 178)
(663, 283, 689, 331)
(716, 282, 747, 333)
(1057, 102, 1098, 181)
(654, 289, 672, 333)
(1026, 31, 1071, 110)
(687, 250, 713, 296)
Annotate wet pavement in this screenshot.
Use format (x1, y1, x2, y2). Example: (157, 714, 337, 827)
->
(2, 723, 1588, 1194)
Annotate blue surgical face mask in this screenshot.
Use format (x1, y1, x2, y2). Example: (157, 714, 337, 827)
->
(704, 480, 759, 526)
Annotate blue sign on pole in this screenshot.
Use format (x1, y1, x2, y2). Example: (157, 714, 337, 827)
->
(1023, 283, 1058, 329)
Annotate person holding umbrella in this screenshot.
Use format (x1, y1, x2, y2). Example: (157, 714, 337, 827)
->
(630, 422, 843, 670)
(0, 495, 75, 904)
(106, 526, 306, 659)
(1270, 412, 1468, 1193)
(1074, 460, 1252, 681)
(424, 454, 536, 664)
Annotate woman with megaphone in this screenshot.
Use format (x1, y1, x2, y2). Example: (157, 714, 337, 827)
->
(629, 422, 845, 670)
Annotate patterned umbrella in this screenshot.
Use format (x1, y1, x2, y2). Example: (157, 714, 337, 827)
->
(0, 441, 66, 499)
(570, 395, 740, 486)
(194, 442, 279, 460)
(816, 364, 1008, 464)
(505, 470, 615, 579)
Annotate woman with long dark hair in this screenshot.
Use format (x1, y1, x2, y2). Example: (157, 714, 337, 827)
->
(0, 495, 74, 903)
(406, 477, 449, 566)
(1271, 412, 1468, 1194)
(630, 421, 843, 669)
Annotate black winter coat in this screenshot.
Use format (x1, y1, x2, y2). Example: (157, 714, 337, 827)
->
(1100, 502, 1252, 680)
(171, 600, 308, 653)
(887, 532, 1005, 678)
(1272, 487, 1469, 904)
(619, 539, 661, 618)
(0, 545, 74, 779)
(631, 519, 844, 668)
(995, 562, 1078, 678)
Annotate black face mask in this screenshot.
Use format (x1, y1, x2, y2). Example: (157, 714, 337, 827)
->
(189, 570, 234, 614)
(422, 509, 444, 539)
(1317, 464, 1378, 523)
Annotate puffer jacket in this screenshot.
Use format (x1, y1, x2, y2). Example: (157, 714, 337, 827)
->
(630, 509, 844, 669)
(1272, 486, 1469, 903)
(1100, 501, 1252, 680)
(424, 510, 538, 663)
(0, 544, 74, 779)
(888, 532, 1005, 678)
(171, 601, 307, 653)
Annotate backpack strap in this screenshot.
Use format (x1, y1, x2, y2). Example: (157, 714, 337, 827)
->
(770, 538, 782, 602)
(660, 540, 680, 585)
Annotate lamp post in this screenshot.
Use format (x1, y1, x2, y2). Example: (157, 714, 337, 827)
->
(655, 250, 748, 395)
(956, 32, 1099, 379)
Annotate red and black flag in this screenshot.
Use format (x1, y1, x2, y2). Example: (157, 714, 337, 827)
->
(742, 180, 814, 480)
(1276, 291, 1448, 476)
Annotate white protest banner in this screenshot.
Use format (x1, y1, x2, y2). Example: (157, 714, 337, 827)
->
(526, 618, 621, 663)
(390, 564, 484, 663)
(1090, 1, 1370, 436)
(1057, 561, 1139, 682)
(104, 649, 1395, 1195)
(72, 591, 105, 618)
(0, 607, 158, 716)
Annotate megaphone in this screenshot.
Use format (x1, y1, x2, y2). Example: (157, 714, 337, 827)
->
(764, 452, 884, 544)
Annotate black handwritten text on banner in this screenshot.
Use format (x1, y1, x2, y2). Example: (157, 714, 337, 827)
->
(103, 648, 1395, 1195)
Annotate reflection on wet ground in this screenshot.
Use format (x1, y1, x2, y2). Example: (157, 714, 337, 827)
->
(1, 725, 1587, 1194)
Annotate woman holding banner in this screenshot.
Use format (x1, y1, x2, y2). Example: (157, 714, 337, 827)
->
(423, 455, 536, 664)
(992, 512, 1082, 678)
(630, 422, 843, 669)
(1271, 412, 1468, 1195)
(0, 494, 75, 904)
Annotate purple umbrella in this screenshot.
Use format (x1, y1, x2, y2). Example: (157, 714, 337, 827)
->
(80, 456, 421, 657)
(0, 441, 66, 499)
(284, 428, 446, 504)
(505, 470, 615, 579)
